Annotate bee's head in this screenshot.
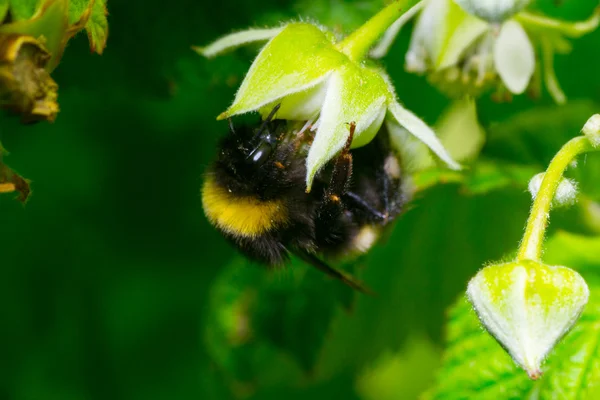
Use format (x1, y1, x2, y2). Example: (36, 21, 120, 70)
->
(211, 105, 289, 198)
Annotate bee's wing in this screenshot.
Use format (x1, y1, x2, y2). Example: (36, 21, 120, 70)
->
(293, 250, 374, 295)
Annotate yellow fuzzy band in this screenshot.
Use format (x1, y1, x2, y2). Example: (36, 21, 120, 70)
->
(202, 175, 288, 238)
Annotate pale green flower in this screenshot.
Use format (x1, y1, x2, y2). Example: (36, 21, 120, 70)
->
(196, 1, 459, 190)
(373, 0, 599, 103)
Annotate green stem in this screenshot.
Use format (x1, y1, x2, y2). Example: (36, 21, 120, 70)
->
(516, 7, 600, 38)
(336, 0, 420, 62)
(517, 136, 594, 261)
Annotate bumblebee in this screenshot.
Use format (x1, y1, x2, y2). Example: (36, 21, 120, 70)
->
(202, 105, 409, 292)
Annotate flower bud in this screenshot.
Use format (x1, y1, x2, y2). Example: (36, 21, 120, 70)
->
(582, 114, 600, 148)
(454, 0, 533, 22)
(528, 172, 578, 208)
(467, 260, 589, 379)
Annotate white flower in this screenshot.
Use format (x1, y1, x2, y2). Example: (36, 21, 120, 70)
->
(373, 0, 600, 103)
(196, 2, 460, 189)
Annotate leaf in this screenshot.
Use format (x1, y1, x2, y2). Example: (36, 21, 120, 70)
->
(67, 0, 109, 54)
(317, 184, 531, 378)
(67, 0, 91, 24)
(84, 0, 108, 54)
(0, 0, 9, 21)
(544, 231, 600, 274)
(204, 256, 358, 395)
(355, 335, 441, 400)
(7, 0, 39, 21)
(427, 233, 600, 400)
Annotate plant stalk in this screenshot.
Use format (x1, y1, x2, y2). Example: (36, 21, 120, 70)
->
(336, 0, 420, 62)
(517, 136, 594, 261)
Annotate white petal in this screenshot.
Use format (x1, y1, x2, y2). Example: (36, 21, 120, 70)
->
(405, 0, 450, 72)
(437, 17, 489, 70)
(494, 21, 535, 94)
(387, 100, 460, 170)
(386, 122, 434, 173)
(194, 27, 283, 58)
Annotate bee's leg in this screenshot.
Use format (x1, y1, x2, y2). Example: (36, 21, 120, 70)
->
(314, 123, 355, 242)
(343, 191, 388, 221)
(323, 122, 355, 205)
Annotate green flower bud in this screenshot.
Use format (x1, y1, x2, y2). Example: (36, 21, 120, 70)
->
(582, 114, 600, 148)
(467, 260, 589, 379)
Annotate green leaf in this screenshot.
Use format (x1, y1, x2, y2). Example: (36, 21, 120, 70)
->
(204, 257, 358, 395)
(355, 335, 441, 400)
(545, 231, 600, 274)
(0, 0, 9, 21)
(84, 0, 108, 54)
(67, 0, 90, 24)
(67, 0, 109, 54)
(7, 0, 39, 21)
(317, 184, 531, 377)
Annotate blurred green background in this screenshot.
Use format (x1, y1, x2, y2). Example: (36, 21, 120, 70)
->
(1, 0, 599, 399)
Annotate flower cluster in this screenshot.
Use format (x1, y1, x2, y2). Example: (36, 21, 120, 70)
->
(373, 0, 599, 102)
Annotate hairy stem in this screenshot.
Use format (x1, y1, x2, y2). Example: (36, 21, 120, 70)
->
(336, 0, 420, 62)
(517, 136, 594, 261)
